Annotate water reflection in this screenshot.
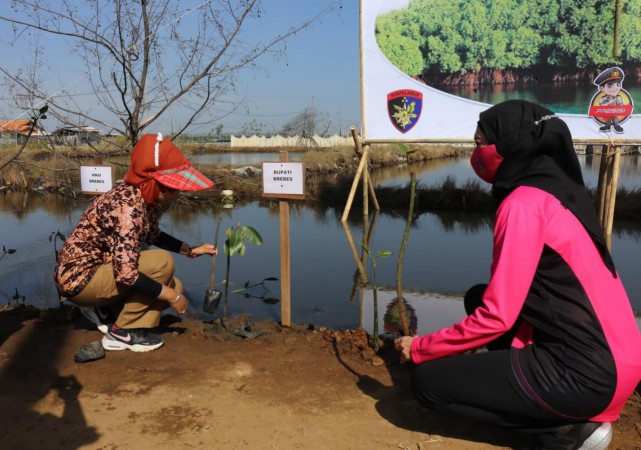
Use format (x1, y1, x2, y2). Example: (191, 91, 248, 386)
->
(582, 152, 641, 190)
(1, 157, 640, 330)
(191, 151, 305, 165)
(372, 153, 641, 191)
(439, 82, 641, 115)
(362, 289, 466, 337)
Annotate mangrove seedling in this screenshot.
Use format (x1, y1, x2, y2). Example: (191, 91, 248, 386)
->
(9, 287, 26, 307)
(204, 189, 236, 314)
(0, 245, 16, 263)
(361, 243, 392, 351)
(204, 210, 224, 314)
(49, 231, 66, 262)
(221, 222, 264, 327)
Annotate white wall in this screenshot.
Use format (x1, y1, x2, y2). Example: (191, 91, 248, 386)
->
(231, 134, 353, 148)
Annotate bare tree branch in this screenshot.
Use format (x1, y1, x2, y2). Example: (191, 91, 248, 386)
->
(0, 0, 342, 147)
(0, 106, 47, 172)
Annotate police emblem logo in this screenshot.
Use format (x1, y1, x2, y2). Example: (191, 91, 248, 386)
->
(387, 89, 422, 133)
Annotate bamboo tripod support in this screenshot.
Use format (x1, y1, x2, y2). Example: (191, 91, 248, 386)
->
(595, 144, 621, 251)
(340, 127, 379, 223)
(340, 126, 381, 282)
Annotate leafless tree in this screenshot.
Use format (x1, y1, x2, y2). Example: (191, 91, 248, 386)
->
(278, 107, 332, 146)
(0, 0, 341, 146)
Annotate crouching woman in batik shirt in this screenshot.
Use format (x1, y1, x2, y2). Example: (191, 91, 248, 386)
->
(55, 133, 217, 352)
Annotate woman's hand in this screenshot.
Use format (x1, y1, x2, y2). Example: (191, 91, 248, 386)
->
(170, 293, 188, 315)
(159, 285, 188, 315)
(185, 243, 217, 258)
(394, 336, 416, 364)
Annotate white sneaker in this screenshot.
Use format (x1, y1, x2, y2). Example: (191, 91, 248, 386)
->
(579, 422, 612, 450)
(101, 324, 164, 352)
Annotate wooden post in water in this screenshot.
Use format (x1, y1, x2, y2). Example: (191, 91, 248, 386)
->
(362, 146, 369, 221)
(279, 151, 291, 328)
(596, 143, 621, 251)
(604, 146, 621, 250)
(596, 144, 609, 225)
(603, 147, 615, 230)
(262, 152, 304, 328)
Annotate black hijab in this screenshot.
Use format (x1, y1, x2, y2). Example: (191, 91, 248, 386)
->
(477, 100, 616, 276)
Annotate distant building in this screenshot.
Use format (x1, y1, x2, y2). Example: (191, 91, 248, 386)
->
(53, 126, 101, 146)
(0, 119, 47, 144)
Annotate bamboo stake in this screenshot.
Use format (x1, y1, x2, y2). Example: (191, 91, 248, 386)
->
(352, 128, 380, 211)
(349, 209, 379, 305)
(604, 146, 621, 251)
(602, 149, 615, 233)
(341, 145, 369, 222)
(362, 145, 369, 219)
(361, 194, 369, 287)
(367, 170, 380, 210)
(343, 127, 379, 221)
(341, 220, 368, 283)
(350, 125, 363, 155)
(596, 144, 610, 226)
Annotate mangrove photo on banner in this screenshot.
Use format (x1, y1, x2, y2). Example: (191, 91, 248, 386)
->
(374, 0, 641, 115)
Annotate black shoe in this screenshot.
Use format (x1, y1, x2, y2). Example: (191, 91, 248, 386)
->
(599, 125, 611, 132)
(101, 324, 164, 352)
(79, 306, 115, 334)
(613, 124, 624, 134)
(535, 422, 612, 450)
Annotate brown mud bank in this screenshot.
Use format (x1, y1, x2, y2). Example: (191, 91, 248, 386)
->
(0, 144, 467, 201)
(3, 144, 641, 221)
(1, 304, 640, 449)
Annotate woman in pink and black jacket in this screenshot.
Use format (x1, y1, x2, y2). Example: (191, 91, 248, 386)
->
(395, 100, 641, 449)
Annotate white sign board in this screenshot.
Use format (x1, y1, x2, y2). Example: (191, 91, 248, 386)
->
(262, 162, 304, 199)
(80, 166, 113, 194)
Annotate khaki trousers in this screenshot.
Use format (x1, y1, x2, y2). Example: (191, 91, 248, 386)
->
(70, 249, 183, 329)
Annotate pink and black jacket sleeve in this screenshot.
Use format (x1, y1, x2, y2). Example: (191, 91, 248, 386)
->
(410, 186, 641, 421)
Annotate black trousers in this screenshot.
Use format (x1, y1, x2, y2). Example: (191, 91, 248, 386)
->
(410, 284, 576, 432)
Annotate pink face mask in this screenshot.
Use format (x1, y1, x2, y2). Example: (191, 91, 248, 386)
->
(470, 144, 503, 183)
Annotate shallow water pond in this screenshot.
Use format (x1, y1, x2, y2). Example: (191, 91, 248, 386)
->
(1, 156, 640, 332)
(191, 151, 305, 165)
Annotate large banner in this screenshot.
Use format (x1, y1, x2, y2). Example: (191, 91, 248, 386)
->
(361, 0, 641, 142)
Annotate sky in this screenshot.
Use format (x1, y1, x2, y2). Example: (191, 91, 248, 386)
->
(0, 0, 362, 136)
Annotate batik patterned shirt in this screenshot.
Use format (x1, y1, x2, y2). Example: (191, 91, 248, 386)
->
(54, 183, 160, 298)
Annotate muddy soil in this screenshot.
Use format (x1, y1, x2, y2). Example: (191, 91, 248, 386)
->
(1, 305, 640, 449)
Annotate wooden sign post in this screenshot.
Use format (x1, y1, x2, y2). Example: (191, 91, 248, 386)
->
(262, 152, 305, 327)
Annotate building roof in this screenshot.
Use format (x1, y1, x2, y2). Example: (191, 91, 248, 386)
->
(55, 125, 101, 134)
(0, 119, 44, 135)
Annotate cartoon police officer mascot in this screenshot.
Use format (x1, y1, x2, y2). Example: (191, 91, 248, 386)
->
(589, 67, 634, 134)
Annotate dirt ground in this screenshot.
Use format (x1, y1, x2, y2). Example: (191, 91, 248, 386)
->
(1, 305, 640, 450)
